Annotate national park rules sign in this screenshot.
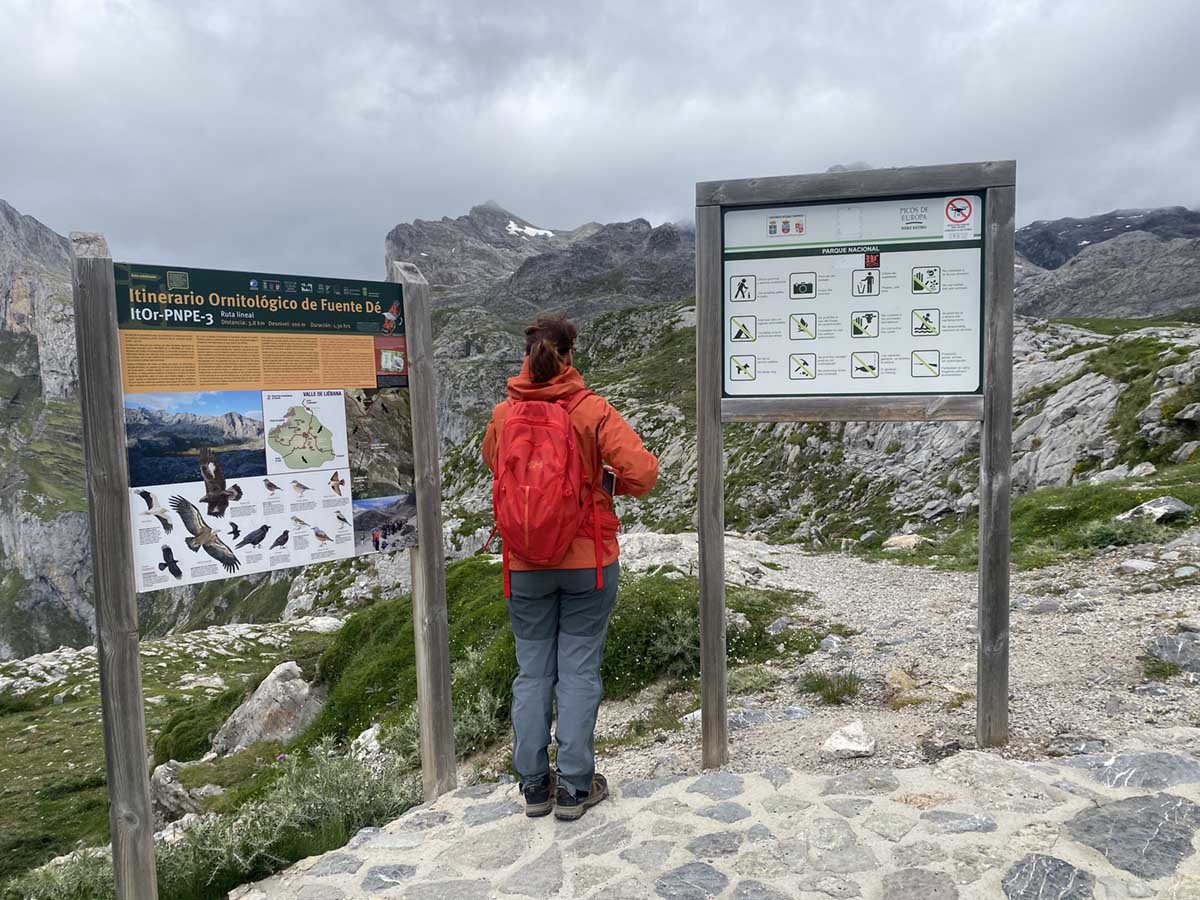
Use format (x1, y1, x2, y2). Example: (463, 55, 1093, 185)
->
(114, 263, 416, 592)
(721, 195, 985, 397)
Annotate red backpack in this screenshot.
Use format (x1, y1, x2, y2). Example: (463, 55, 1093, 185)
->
(490, 390, 605, 597)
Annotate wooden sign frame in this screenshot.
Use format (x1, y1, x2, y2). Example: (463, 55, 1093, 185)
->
(68, 236, 456, 899)
(693, 161, 1016, 768)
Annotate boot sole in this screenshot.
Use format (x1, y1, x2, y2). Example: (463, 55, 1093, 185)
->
(524, 799, 554, 817)
(553, 786, 608, 820)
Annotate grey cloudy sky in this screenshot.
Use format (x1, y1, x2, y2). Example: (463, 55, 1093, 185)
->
(2, 0, 1198, 278)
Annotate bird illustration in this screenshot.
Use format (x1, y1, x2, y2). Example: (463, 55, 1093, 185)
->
(263, 478, 283, 495)
(228, 522, 241, 540)
(291, 480, 311, 496)
(382, 300, 400, 333)
(198, 448, 243, 517)
(291, 515, 310, 528)
(135, 490, 173, 533)
(312, 527, 333, 543)
(235, 524, 270, 549)
(335, 511, 350, 528)
(158, 545, 182, 579)
(329, 472, 345, 497)
(169, 496, 240, 573)
(269, 530, 290, 550)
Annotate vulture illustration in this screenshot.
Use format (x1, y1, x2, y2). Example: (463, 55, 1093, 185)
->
(158, 545, 182, 579)
(135, 490, 173, 533)
(169, 496, 240, 573)
(198, 448, 243, 517)
(235, 524, 270, 549)
(329, 471, 345, 496)
(270, 530, 290, 550)
(291, 480, 311, 496)
(263, 478, 283, 495)
(335, 511, 350, 528)
(312, 527, 333, 543)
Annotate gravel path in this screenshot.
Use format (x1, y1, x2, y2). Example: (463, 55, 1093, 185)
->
(593, 532, 1200, 783)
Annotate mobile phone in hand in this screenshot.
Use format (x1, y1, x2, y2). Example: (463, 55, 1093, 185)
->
(602, 468, 616, 496)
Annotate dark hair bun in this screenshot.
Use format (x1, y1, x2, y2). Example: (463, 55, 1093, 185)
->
(524, 315, 577, 383)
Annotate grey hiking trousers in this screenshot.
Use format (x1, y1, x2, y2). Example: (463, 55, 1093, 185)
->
(507, 562, 619, 798)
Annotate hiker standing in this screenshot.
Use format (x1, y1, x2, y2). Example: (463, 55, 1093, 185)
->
(483, 314, 658, 820)
(371, 527, 380, 551)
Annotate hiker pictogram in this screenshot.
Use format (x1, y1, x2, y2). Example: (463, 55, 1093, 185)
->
(729, 355, 757, 381)
(789, 272, 816, 298)
(852, 269, 879, 297)
(850, 351, 879, 378)
(730, 316, 756, 342)
(730, 275, 756, 301)
(789, 353, 816, 380)
(851, 311, 879, 338)
(912, 266, 941, 293)
(911, 308, 941, 336)
(911, 349, 941, 377)
(789, 313, 816, 341)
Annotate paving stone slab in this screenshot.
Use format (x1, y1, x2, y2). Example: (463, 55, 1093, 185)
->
(361, 864, 416, 892)
(795, 872, 863, 898)
(880, 868, 959, 900)
(619, 840, 675, 872)
(732, 880, 790, 900)
(621, 776, 685, 799)
(1066, 792, 1200, 879)
(1001, 853, 1095, 900)
(822, 770, 900, 795)
(760, 765, 792, 790)
(569, 820, 631, 857)
(685, 830, 745, 859)
(695, 801, 751, 823)
(307, 853, 363, 877)
(920, 809, 998, 833)
(686, 772, 745, 800)
(655, 862, 729, 900)
(461, 799, 522, 827)
(404, 879, 492, 900)
(499, 845, 562, 898)
(1062, 751, 1200, 789)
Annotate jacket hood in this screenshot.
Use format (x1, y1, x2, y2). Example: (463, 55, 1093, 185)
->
(506, 359, 588, 402)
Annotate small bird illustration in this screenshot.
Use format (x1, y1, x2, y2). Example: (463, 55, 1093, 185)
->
(291, 480, 311, 496)
(329, 472, 345, 496)
(170, 496, 240, 572)
(158, 545, 182, 579)
(312, 527, 333, 543)
(198, 448, 243, 517)
(263, 478, 283, 494)
(235, 524, 270, 549)
(269, 530, 290, 550)
(335, 511, 350, 528)
(135, 490, 173, 533)
(291, 515, 310, 528)
(382, 300, 400, 333)
(228, 522, 241, 541)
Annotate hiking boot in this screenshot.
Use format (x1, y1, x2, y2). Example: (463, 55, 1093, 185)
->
(522, 773, 556, 817)
(553, 773, 608, 820)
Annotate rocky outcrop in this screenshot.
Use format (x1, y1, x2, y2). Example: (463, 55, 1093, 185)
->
(211, 661, 327, 756)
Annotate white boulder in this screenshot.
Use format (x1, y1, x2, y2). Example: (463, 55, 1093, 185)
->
(210, 661, 326, 756)
(821, 720, 876, 759)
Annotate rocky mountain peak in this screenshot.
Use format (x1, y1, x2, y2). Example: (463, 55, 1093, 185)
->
(1016, 205, 1200, 270)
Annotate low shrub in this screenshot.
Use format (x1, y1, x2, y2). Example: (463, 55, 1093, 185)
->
(4, 740, 422, 900)
(800, 670, 860, 704)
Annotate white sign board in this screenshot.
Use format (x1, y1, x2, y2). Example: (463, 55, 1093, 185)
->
(722, 194, 984, 396)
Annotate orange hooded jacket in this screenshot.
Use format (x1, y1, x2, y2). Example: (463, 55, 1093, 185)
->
(482, 360, 659, 571)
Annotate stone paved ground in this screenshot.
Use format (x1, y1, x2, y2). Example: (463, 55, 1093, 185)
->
(234, 742, 1200, 900)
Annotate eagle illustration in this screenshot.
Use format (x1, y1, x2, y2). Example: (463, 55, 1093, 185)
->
(158, 545, 182, 579)
(198, 448, 243, 517)
(135, 490, 173, 533)
(169, 496, 241, 573)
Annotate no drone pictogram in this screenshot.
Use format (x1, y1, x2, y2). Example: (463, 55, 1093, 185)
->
(945, 196, 973, 224)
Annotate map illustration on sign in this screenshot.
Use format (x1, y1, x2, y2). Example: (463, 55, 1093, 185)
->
(264, 390, 349, 475)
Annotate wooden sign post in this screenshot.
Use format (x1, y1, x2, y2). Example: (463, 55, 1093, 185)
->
(68, 236, 457, 898)
(694, 162, 1016, 767)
